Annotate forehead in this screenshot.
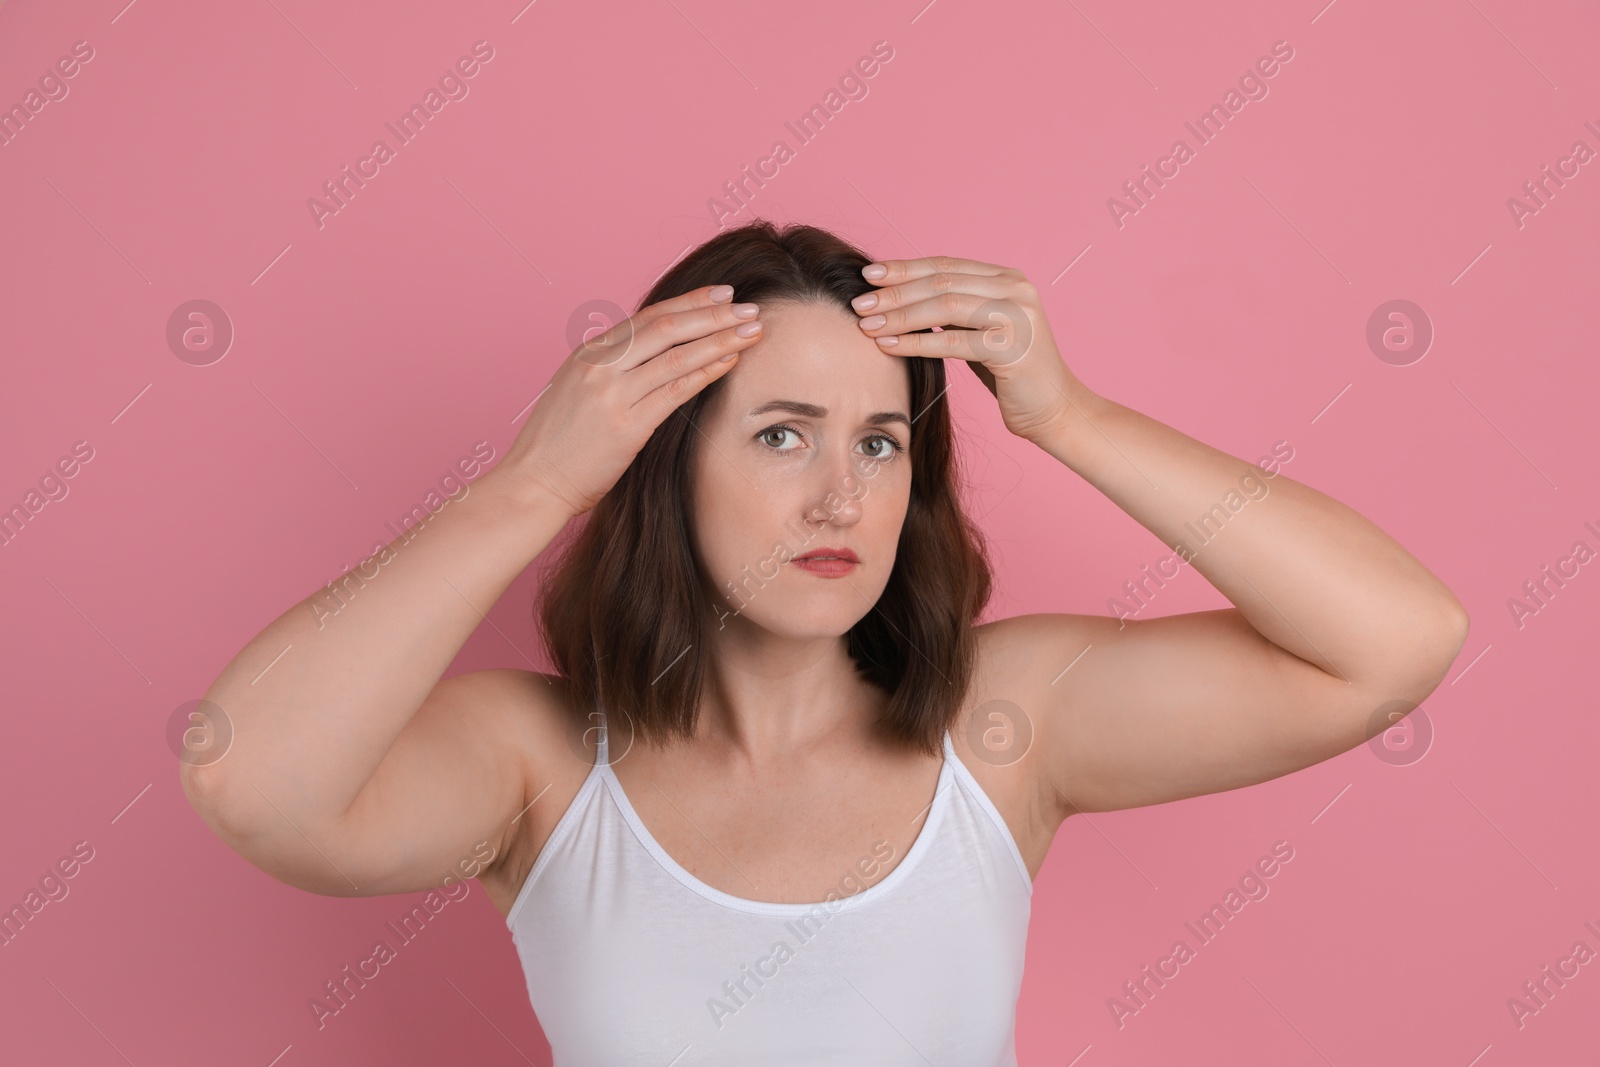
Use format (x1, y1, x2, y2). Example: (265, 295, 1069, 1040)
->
(716, 300, 911, 420)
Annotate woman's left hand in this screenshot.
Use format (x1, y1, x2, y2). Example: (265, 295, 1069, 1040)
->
(850, 256, 1090, 444)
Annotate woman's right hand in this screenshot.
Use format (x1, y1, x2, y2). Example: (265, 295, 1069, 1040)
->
(490, 284, 763, 517)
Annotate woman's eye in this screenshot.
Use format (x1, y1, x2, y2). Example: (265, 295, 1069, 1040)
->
(861, 436, 893, 458)
(860, 434, 905, 459)
(760, 426, 801, 450)
(758, 426, 904, 456)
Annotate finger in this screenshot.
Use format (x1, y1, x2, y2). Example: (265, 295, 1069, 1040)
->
(868, 304, 1034, 367)
(863, 255, 1009, 287)
(851, 271, 1015, 321)
(866, 327, 989, 360)
(631, 318, 763, 399)
(578, 286, 753, 371)
(859, 289, 1018, 340)
(632, 337, 746, 423)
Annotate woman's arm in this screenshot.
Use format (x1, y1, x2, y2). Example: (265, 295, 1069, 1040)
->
(1006, 387, 1468, 812)
(972, 388, 1465, 812)
(850, 255, 1468, 815)
(180, 473, 575, 896)
(1039, 388, 1467, 687)
(180, 284, 763, 895)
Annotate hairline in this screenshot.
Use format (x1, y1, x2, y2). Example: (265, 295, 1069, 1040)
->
(721, 297, 915, 433)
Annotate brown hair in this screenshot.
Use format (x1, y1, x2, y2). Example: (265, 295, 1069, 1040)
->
(535, 220, 993, 757)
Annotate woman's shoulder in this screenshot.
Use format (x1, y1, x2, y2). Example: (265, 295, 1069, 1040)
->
(960, 616, 1104, 878)
(445, 667, 603, 774)
(442, 666, 570, 734)
(452, 669, 608, 916)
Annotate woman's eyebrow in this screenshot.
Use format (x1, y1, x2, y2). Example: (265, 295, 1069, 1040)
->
(746, 399, 910, 429)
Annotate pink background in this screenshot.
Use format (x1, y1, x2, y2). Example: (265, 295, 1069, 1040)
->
(2, 0, 1597, 1063)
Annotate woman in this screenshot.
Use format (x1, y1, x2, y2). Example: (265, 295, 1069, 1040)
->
(181, 221, 1469, 1063)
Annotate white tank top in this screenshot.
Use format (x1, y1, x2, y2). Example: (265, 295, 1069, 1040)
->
(505, 711, 1034, 1064)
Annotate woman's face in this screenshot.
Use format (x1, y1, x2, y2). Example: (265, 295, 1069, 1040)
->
(689, 299, 915, 641)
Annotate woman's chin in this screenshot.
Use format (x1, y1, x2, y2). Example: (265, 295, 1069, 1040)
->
(718, 603, 869, 643)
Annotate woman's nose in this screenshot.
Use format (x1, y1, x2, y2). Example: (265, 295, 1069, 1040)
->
(805, 451, 866, 525)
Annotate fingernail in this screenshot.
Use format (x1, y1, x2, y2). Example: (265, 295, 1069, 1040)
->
(862, 264, 887, 280)
(710, 285, 734, 302)
(733, 303, 759, 319)
(851, 293, 878, 311)
(876, 335, 899, 347)
(719, 352, 739, 362)
(859, 314, 886, 330)
(736, 320, 762, 337)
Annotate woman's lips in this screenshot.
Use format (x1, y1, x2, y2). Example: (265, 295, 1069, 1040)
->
(790, 559, 857, 575)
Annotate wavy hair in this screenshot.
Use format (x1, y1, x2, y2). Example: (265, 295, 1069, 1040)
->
(535, 220, 993, 757)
